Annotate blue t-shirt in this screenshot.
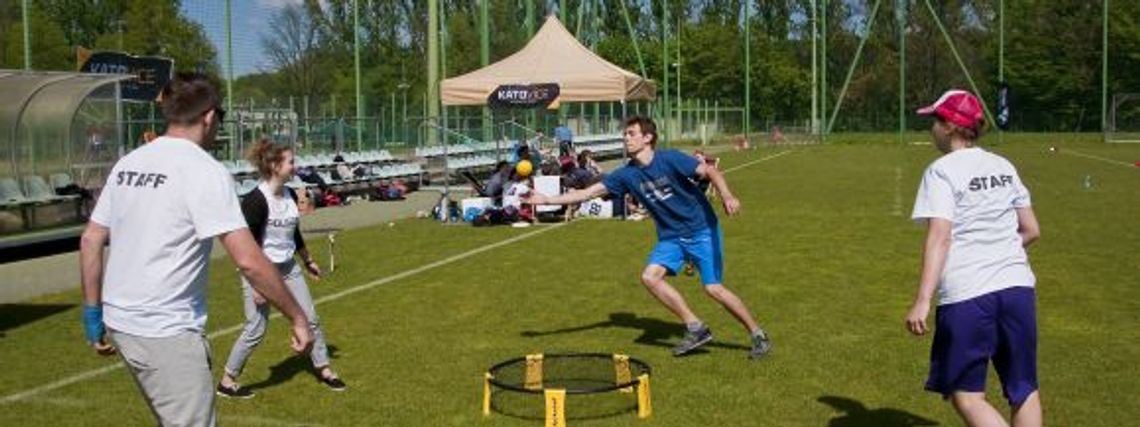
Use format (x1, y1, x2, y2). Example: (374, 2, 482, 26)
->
(602, 149, 719, 240)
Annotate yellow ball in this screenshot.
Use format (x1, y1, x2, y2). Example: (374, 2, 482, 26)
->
(515, 160, 534, 177)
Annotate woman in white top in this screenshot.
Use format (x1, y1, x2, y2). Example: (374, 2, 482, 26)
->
(217, 140, 346, 398)
(906, 90, 1042, 427)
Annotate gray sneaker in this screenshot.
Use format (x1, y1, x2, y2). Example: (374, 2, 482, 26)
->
(672, 326, 713, 356)
(749, 330, 772, 360)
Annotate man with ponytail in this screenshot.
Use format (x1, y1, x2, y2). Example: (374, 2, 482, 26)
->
(217, 139, 346, 398)
(79, 73, 313, 426)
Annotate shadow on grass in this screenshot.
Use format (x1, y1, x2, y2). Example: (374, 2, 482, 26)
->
(521, 312, 749, 354)
(0, 303, 75, 338)
(818, 395, 939, 426)
(244, 345, 340, 392)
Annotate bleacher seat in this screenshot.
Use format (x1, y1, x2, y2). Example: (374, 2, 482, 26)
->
(49, 173, 74, 190)
(1, 178, 29, 205)
(23, 176, 71, 202)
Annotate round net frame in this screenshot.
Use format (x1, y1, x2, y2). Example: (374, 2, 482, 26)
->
(482, 353, 652, 424)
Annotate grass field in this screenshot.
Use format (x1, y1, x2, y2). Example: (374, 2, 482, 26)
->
(2, 134, 1139, 426)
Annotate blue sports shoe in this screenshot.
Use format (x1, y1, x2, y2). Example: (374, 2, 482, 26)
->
(673, 326, 713, 356)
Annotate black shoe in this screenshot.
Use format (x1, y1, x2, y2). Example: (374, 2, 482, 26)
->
(320, 376, 347, 391)
(672, 326, 713, 356)
(216, 383, 254, 399)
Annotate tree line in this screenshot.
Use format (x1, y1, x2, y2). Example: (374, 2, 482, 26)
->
(2, 1, 1138, 132)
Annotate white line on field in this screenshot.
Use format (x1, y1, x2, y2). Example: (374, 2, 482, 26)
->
(1, 148, 792, 405)
(1, 225, 565, 405)
(1060, 149, 1137, 168)
(722, 150, 792, 173)
(892, 166, 903, 217)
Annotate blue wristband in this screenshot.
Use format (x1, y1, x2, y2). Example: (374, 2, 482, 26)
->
(82, 304, 104, 344)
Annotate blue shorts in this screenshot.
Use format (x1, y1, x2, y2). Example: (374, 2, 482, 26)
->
(648, 227, 723, 286)
(926, 286, 1039, 407)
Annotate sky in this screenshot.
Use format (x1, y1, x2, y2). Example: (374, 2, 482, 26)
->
(180, 0, 303, 77)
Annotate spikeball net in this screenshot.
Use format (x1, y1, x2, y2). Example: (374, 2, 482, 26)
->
(482, 353, 652, 426)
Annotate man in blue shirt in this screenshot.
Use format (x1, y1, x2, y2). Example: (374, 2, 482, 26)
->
(526, 116, 771, 359)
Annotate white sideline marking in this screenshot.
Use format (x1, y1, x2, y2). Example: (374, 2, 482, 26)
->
(1, 148, 793, 405)
(722, 150, 792, 173)
(1, 225, 565, 405)
(892, 166, 903, 217)
(1060, 149, 1137, 168)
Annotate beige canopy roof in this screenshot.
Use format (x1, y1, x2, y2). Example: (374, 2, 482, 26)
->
(441, 16, 656, 106)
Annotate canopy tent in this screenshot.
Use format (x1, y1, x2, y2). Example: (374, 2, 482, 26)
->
(441, 16, 655, 106)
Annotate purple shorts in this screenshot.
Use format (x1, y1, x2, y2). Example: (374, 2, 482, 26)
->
(925, 286, 1039, 407)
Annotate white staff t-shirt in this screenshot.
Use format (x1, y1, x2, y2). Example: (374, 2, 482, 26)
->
(90, 136, 247, 338)
(258, 182, 299, 264)
(912, 147, 1035, 306)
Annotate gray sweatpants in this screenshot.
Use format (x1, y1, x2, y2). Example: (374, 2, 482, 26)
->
(109, 330, 216, 427)
(224, 259, 330, 378)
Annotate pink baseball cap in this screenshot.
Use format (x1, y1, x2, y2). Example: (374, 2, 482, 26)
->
(917, 89, 985, 130)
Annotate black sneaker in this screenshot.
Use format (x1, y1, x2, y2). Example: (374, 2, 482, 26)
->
(749, 330, 772, 360)
(320, 376, 347, 391)
(672, 326, 713, 356)
(216, 383, 254, 399)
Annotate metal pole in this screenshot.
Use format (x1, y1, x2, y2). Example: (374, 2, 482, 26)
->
(677, 13, 683, 140)
(811, 0, 818, 136)
(390, 92, 396, 142)
(821, 0, 828, 143)
(224, 0, 236, 159)
(354, 0, 363, 151)
(526, 0, 536, 131)
(999, 0, 1005, 144)
(22, 0, 31, 70)
(427, 0, 440, 145)
(480, 0, 492, 143)
(620, 0, 648, 77)
(827, 0, 882, 134)
(662, 3, 670, 145)
(897, 0, 906, 145)
(1102, 0, 1109, 139)
(743, 1, 751, 143)
(921, 0, 997, 126)
(559, 0, 569, 123)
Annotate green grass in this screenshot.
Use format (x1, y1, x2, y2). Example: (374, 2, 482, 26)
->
(2, 137, 1139, 426)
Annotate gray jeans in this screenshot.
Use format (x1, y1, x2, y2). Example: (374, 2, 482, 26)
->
(223, 259, 330, 378)
(109, 330, 216, 427)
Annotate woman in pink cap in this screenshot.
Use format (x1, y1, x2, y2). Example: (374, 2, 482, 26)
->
(906, 90, 1043, 426)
